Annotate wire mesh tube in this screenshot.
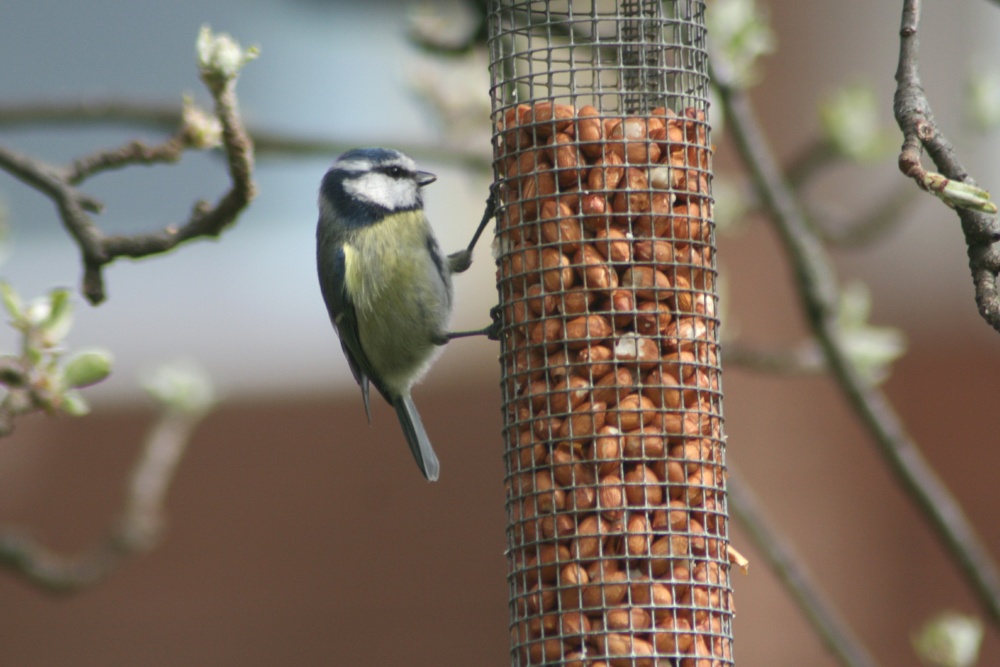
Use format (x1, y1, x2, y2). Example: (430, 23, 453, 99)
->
(487, 1, 733, 665)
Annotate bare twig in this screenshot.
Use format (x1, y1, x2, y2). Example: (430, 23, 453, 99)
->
(0, 44, 257, 305)
(0, 89, 496, 307)
(0, 407, 204, 593)
(784, 139, 839, 192)
(816, 184, 916, 248)
(893, 0, 1000, 332)
(65, 134, 189, 184)
(0, 99, 183, 129)
(728, 465, 882, 667)
(744, 149, 915, 250)
(725, 341, 826, 375)
(0, 100, 493, 171)
(713, 56, 1000, 628)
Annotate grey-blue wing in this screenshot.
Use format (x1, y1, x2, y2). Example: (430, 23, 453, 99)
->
(318, 245, 386, 421)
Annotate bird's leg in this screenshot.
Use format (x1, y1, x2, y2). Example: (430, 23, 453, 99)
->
(434, 306, 502, 345)
(438, 190, 501, 346)
(445, 324, 498, 341)
(447, 186, 497, 274)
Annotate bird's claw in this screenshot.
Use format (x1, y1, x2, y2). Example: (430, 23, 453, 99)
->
(448, 249, 473, 274)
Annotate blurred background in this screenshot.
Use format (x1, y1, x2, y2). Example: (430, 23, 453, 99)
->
(0, 0, 998, 665)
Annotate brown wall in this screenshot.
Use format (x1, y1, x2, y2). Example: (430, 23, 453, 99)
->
(1, 330, 998, 666)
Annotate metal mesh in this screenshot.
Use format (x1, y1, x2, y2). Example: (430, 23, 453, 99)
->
(487, 1, 732, 665)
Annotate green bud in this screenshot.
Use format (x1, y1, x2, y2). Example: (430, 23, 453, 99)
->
(196, 25, 258, 86)
(60, 390, 91, 417)
(838, 282, 906, 385)
(0, 282, 22, 322)
(706, 0, 776, 88)
(41, 288, 74, 345)
(143, 361, 217, 416)
(967, 66, 1000, 132)
(820, 82, 890, 162)
(924, 173, 998, 214)
(181, 96, 223, 149)
(913, 611, 983, 667)
(62, 349, 114, 388)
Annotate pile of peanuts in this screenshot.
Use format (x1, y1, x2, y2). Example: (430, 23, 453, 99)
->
(495, 102, 733, 666)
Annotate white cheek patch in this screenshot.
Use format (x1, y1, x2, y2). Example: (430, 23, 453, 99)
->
(344, 172, 419, 211)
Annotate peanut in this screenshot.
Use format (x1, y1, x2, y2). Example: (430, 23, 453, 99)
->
(608, 116, 662, 164)
(590, 633, 655, 667)
(548, 132, 584, 187)
(550, 443, 590, 486)
(571, 514, 607, 561)
(605, 606, 652, 631)
(525, 638, 566, 665)
(605, 289, 636, 330)
(539, 210, 584, 255)
(634, 301, 674, 336)
(557, 401, 607, 440)
(593, 227, 631, 263)
(606, 393, 656, 431)
(642, 367, 683, 410)
(526, 101, 575, 138)
(597, 473, 625, 521)
(620, 426, 666, 459)
(580, 192, 611, 231)
(591, 367, 634, 406)
(576, 344, 614, 378)
(564, 314, 613, 349)
(548, 375, 591, 414)
(624, 464, 663, 507)
(528, 318, 563, 351)
(525, 582, 557, 614)
(575, 105, 604, 159)
(593, 428, 622, 476)
(611, 167, 651, 220)
(581, 567, 629, 609)
(574, 243, 618, 291)
(559, 288, 598, 315)
(612, 333, 660, 368)
(524, 283, 558, 317)
(558, 562, 589, 610)
(652, 615, 694, 654)
(620, 266, 671, 301)
(541, 247, 574, 292)
(586, 151, 625, 192)
(540, 513, 574, 540)
(624, 511, 650, 557)
(525, 543, 571, 585)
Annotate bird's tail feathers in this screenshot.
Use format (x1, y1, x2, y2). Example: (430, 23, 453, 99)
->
(393, 394, 440, 482)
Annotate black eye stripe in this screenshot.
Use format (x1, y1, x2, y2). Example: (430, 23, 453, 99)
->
(377, 165, 409, 179)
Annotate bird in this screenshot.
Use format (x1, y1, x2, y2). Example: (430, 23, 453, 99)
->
(316, 147, 458, 482)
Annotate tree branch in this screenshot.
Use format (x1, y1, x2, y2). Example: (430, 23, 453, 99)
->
(0, 49, 257, 305)
(0, 407, 203, 593)
(784, 138, 839, 192)
(816, 184, 916, 248)
(0, 100, 493, 171)
(892, 0, 1000, 332)
(713, 53, 1000, 628)
(775, 140, 918, 249)
(724, 340, 827, 375)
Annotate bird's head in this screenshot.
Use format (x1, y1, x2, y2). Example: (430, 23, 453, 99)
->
(319, 148, 436, 227)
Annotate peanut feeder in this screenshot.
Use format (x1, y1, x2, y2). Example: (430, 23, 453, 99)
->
(487, 2, 734, 665)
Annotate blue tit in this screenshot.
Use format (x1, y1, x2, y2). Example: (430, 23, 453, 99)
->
(316, 147, 455, 482)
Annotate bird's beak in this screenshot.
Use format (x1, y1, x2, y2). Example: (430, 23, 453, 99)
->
(416, 170, 437, 187)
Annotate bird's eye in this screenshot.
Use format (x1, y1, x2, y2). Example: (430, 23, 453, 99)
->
(385, 166, 405, 178)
